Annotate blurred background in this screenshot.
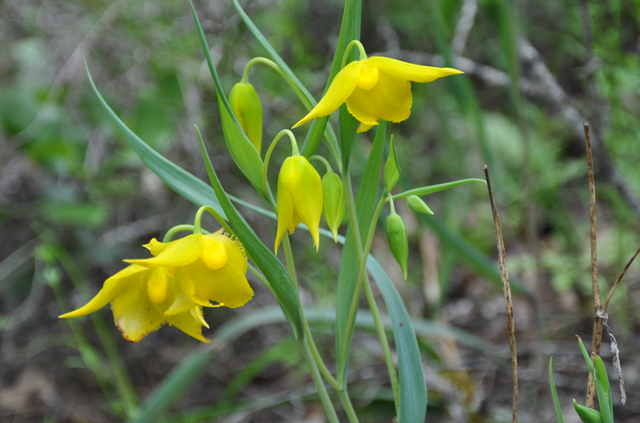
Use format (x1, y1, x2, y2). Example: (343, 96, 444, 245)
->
(2, 0, 640, 421)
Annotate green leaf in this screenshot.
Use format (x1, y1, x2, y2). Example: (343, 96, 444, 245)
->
(336, 121, 386, 385)
(549, 357, 566, 423)
(195, 127, 304, 340)
(594, 355, 614, 423)
(367, 256, 426, 423)
(392, 178, 486, 199)
(191, 2, 267, 201)
(573, 400, 603, 423)
(84, 61, 226, 219)
(384, 136, 401, 192)
(231, 0, 340, 160)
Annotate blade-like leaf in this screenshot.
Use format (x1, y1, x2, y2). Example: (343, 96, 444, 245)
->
(368, 256, 426, 423)
(392, 178, 486, 199)
(231, 0, 340, 160)
(85, 61, 225, 219)
(336, 121, 386, 384)
(191, 2, 267, 201)
(196, 127, 304, 340)
(549, 357, 566, 423)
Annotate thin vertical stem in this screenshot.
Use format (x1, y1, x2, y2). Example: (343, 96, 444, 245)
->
(584, 121, 603, 408)
(300, 341, 340, 423)
(484, 165, 518, 423)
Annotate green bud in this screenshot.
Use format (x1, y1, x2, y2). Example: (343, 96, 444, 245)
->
(406, 195, 434, 215)
(384, 136, 401, 192)
(385, 213, 409, 279)
(229, 82, 263, 154)
(322, 172, 345, 241)
(573, 400, 602, 423)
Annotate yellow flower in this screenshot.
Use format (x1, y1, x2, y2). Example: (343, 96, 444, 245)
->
(275, 155, 323, 253)
(59, 264, 211, 343)
(293, 57, 463, 133)
(127, 230, 254, 310)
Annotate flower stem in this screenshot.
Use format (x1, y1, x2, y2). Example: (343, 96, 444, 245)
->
(299, 340, 340, 423)
(163, 224, 195, 243)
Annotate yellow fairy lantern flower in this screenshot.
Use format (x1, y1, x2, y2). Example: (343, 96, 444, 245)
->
(59, 263, 210, 343)
(293, 55, 463, 133)
(127, 230, 254, 310)
(275, 155, 323, 253)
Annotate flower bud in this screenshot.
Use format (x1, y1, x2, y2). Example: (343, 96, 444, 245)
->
(385, 213, 409, 279)
(322, 172, 345, 241)
(229, 82, 263, 154)
(406, 195, 434, 215)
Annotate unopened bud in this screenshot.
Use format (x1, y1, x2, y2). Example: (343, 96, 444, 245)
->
(322, 172, 345, 241)
(406, 195, 434, 215)
(385, 213, 409, 279)
(229, 82, 263, 154)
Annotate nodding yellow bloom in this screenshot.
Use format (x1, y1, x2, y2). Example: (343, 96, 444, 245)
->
(59, 264, 211, 343)
(275, 155, 323, 253)
(293, 57, 463, 133)
(127, 231, 254, 310)
(59, 231, 253, 343)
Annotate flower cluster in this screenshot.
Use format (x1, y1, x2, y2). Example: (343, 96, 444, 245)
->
(60, 230, 253, 342)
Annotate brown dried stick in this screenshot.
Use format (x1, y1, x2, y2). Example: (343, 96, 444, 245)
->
(603, 246, 640, 314)
(484, 165, 518, 423)
(584, 121, 603, 408)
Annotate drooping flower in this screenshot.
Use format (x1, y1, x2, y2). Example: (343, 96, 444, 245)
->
(127, 230, 254, 310)
(59, 263, 210, 343)
(293, 56, 463, 133)
(275, 155, 323, 253)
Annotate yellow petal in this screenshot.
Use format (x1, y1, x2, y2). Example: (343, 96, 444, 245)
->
(190, 306, 210, 329)
(356, 122, 375, 133)
(291, 156, 323, 250)
(187, 259, 253, 308)
(275, 157, 296, 253)
(166, 309, 211, 343)
(146, 266, 171, 304)
(200, 236, 228, 270)
(111, 272, 166, 342)
(127, 234, 203, 268)
(143, 238, 168, 257)
(293, 61, 363, 128)
(346, 70, 412, 125)
(59, 264, 148, 318)
(365, 57, 463, 83)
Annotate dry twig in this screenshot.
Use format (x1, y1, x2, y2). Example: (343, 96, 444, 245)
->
(484, 165, 518, 423)
(584, 121, 603, 408)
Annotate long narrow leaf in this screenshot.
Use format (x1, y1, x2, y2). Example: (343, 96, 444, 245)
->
(85, 61, 225, 219)
(191, 2, 267, 201)
(196, 128, 304, 340)
(549, 357, 566, 423)
(336, 122, 386, 384)
(368, 256, 427, 423)
(231, 0, 340, 159)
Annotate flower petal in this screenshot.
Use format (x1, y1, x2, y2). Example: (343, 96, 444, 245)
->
(188, 258, 254, 308)
(366, 57, 463, 83)
(346, 70, 412, 124)
(111, 271, 166, 342)
(291, 157, 323, 250)
(59, 264, 148, 318)
(293, 61, 363, 128)
(166, 309, 211, 343)
(275, 157, 296, 253)
(143, 238, 168, 257)
(127, 234, 203, 267)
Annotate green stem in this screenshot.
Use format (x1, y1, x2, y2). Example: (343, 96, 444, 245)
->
(300, 341, 340, 423)
(309, 155, 334, 174)
(193, 206, 233, 235)
(262, 130, 298, 199)
(342, 40, 367, 68)
(163, 224, 194, 243)
(337, 386, 360, 423)
(247, 263, 274, 294)
(362, 276, 400, 411)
